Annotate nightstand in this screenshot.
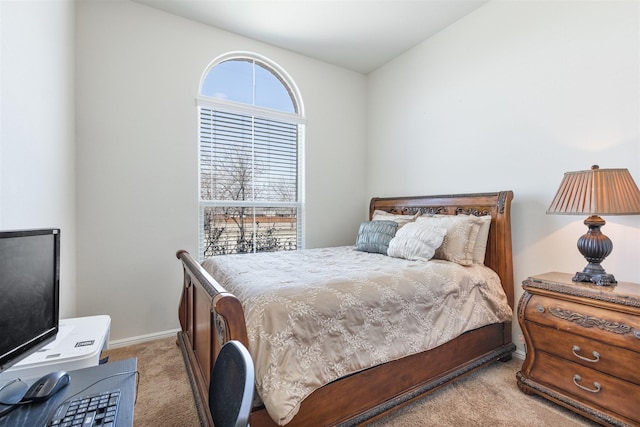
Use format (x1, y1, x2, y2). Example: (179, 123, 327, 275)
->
(516, 272, 640, 427)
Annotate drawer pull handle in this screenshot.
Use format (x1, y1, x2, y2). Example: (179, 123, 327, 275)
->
(536, 305, 545, 313)
(573, 375, 601, 393)
(571, 345, 600, 363)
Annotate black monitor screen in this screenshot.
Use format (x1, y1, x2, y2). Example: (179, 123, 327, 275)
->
(0, 229, 60, 373)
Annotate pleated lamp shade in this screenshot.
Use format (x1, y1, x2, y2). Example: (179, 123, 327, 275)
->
(547, 165, 640, 216)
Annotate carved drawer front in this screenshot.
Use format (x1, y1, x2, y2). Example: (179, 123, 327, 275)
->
(526, 322, 640, 385)
(530, 352, 639, 423)
(525, 294, 640, 353)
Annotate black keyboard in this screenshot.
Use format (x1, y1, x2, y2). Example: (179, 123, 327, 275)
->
(47, 390, 120, 427)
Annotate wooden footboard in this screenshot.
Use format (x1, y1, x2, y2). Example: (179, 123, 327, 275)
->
(177, 191, 515, 427)
(176, 249, 249, 426)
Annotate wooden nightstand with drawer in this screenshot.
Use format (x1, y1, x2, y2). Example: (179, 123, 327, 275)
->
(516, 272, 640, 427)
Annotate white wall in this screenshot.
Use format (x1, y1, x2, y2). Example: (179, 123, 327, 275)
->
(75, 0, 368, 342)
(367, 1, 640, 354)
(0, 0, 76, 318)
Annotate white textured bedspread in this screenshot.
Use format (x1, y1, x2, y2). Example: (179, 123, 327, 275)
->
(202, 246, 512, 425)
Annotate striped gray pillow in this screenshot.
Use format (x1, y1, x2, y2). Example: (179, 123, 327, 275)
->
(355, 220, 398, 254)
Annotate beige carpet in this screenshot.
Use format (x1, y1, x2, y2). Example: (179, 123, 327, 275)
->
(104, 336, 599, 426)
(103, 336, 200, 427)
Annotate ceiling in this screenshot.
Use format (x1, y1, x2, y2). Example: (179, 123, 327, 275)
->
(133, 0, 489, 74)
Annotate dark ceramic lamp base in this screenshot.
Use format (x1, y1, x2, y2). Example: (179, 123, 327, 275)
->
(572, 215, 616, 286)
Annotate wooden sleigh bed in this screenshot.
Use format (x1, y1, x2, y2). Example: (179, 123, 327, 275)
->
(176, 191, 515, 427)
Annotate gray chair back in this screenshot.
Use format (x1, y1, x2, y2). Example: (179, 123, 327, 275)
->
(209, 340, 255, 427)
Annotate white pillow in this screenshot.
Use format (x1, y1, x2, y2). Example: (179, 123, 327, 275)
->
(387, 221, 447, 261)
(416, 215, 482, 266)
(372, 210, 419, 229)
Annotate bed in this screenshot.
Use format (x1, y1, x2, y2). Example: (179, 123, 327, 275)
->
(176, 191, 515, 427)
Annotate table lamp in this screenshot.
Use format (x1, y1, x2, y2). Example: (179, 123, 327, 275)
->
(547, 165, 640, 286)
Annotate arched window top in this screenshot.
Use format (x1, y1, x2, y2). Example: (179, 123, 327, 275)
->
(199, 52, 303, 116)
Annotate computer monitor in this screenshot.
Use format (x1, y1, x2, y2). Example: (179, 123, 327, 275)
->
(0, 229, 60, 374)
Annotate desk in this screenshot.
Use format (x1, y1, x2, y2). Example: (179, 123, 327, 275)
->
(0, 358, 137, 426)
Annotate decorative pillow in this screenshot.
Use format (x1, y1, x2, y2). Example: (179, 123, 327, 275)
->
(387, 221, 447, 261)
(459, 214, 491, 264)
(355, 220, 398, 254)
(415, 215, 482, 266)
(372, 210, 419, 229)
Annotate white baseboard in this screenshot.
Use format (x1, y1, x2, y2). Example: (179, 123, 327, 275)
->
(107, 328, 180, 349)
(513, 349, 526, 360)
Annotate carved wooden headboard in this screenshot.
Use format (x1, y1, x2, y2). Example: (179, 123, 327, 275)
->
(369, 191, 514, 310)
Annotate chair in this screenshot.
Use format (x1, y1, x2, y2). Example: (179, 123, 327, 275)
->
(209, 340, 255, 427)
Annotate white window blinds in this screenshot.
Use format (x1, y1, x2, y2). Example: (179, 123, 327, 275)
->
(200, 109, 298, 202)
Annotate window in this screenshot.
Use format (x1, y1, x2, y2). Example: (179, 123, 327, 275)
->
(198, 53, 305, 259)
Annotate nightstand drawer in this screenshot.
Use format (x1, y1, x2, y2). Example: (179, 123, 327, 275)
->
(526, 321, 640, 385)
(530, 352, 639, 423)
(525, 294, 640, 353)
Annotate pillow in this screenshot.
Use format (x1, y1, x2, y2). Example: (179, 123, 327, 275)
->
(459, 214, 491, 264)
(416, 215, 482, 266)
(355, 220, 398, 254)
(372, 210, 419, 229)
(387, 221, 447, 261)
